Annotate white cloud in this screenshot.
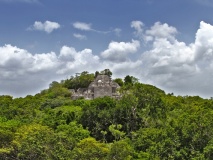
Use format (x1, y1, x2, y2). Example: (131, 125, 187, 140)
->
(73, 33, 87, 40)
(138, 21, 213, 98)
(57, 46, 100, 74)
(3, 21, 213, 98)
(101, 40, 140, 62)
(73, 21, 114, 34)
(131, 21, 178, 42)
(29, 21, 61, 33)
(0, 44, 60, 97)
(0, 44, 103, 97)
(194, 21, 213, 62)
(103, 60, 143, 79)
(131, 20, 144, 38)
(0, 41, 140, 97)
(145, 22, 177, 42)
(29, 52, 59, 72)
(73, 22, 92, 31)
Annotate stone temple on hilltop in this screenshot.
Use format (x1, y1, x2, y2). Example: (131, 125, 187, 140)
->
(71, 75, 121, 100)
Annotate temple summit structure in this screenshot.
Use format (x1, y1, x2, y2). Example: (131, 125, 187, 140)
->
(71, 75, 120, 100)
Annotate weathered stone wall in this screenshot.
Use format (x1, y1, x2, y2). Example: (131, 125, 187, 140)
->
(94, 86, 112, 98)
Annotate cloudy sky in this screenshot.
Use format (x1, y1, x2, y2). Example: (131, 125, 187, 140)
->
(1, 0, 213, 98)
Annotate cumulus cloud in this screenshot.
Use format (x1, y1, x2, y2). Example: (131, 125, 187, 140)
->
(103, 60, 143, 79)
(101, 40, 140, 62)
(0, 40, 140, 97)
(0, 44, 101, 97)
(139, 21, 213, 98)
(28, 21, 61, 33)
(57, 46, 100, 74)
(131, 20, 178, 42)
(145, 22, 178, 42)
(0, 44, 59, 97)
(194, 21, 213, 62)
(73, 33, 87, 40)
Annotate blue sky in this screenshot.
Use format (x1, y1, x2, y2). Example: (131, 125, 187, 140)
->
(1, 0, 213, 98)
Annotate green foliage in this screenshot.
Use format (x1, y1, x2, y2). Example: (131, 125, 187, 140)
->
(63, 69, 112, 90)
(55, 121, 90, 155)
(63, 71, 95, 89)
(0, 96, 13, 116)
(56, 121, 90, 142)
(12, 124, 57, 159)
(80, 97, 117, 142)
(1, 71, 213, 159)
(124, 75, 138, 86)
(42, 105, 83, 129)
(100, 69, 112, 77)
(40, 97, 71, 109)
(113, 78, 124, 86)
(0, 117, 20, 149)
(71, 137, 109, 160)
(41, 81, 71, 98)
(203, 139, 213, 159)
(114, 93, 140, 135)
(132, 127, 180, 159)
(108, 139, 134, 160)
(109, 124, 125, 141)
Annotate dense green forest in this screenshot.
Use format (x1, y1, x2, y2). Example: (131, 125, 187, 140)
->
(1, 70, 213, 159)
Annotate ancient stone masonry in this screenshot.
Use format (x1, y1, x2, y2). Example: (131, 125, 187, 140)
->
(71, 75, 121, 100)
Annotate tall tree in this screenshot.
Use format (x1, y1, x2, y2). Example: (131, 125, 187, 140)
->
(124, 75, 138, 85)
(100, 69, 112, 77)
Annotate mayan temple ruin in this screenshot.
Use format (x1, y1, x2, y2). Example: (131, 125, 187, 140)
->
(71, 74, 120, 100)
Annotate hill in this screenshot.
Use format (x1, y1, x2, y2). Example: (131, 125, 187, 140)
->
(0, 70, 213, 159)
